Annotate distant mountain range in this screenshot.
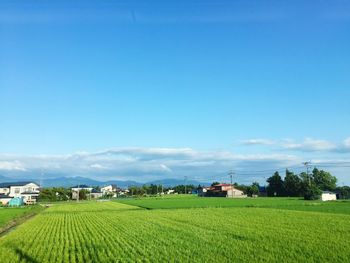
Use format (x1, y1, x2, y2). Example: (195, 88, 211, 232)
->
(0, 175, 209, 188)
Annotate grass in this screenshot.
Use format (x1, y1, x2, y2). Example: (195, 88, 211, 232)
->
(0, 206, 44, 229)
(116, 195, 350, 215)
(0, 200, 350, 262)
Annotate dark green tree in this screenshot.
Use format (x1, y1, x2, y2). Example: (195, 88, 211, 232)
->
(79, 189, 88, 200)
(246, 182, 259, 197)
(284, 169, 302, 196)
(303, 184, 322, 200)
(266, 172, 284, 196)
(336, 186, 350, 199)
(312, 168, 337, 191)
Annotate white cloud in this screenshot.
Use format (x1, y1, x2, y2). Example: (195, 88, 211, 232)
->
(0, 160, 26, 171)
(0, 148, 301, 182)
(242, 137, 350, 153)
(160, 164, 172, 173)
(281, 138, 337, 152)
(241, 139, 275, 145)
(90, 164, 106, 170)
(344, 138, 350, 148)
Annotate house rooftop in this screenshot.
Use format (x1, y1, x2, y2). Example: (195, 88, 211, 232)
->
(0, 181, 37, 188)
(214, 184, 233, 187)
(21, 191, 40, 195)
(0, 194, 12, 199)
(71, 185, 91, 189)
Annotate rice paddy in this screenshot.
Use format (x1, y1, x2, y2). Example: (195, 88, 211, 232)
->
(0, 198, 349, 262)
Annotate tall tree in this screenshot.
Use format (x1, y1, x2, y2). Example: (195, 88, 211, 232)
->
(246, 182, 260, 197)
(284, 169, 302, 196)
(266, 172, 284, 197)
(312, 168, 337, 191)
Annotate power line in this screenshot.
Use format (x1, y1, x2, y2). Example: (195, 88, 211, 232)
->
(303, 162, 312, 186)
(228, 170, 235, 186)
(234, 166, 304, 174)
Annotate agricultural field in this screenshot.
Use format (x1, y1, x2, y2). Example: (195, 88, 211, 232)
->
(117, 195, 350, 215)
(0, 199, 350, 262)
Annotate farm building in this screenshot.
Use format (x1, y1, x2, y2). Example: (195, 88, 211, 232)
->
(0, 182, 40, 205)
(199, 184, 247, 198)
(321, 191, 337, 201)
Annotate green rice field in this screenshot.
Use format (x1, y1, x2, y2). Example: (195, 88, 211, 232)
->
(0, 198, 349, 262)
(117, 195, 350, 214)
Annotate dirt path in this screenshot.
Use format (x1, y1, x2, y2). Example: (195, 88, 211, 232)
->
(0, 209, 43, 238)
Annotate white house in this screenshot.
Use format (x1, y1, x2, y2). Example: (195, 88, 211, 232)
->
(101, 184, 117, 197)
(0, 182, 40, 205)
(321, 191, 337, 201)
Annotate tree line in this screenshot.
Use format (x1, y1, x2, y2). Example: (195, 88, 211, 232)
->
(265, 168, 350, 200)
(38, 168, 350, 201)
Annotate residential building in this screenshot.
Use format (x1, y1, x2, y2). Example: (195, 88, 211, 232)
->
(101, 184, 117, 197)
(0, 182, 40, 205)
(90, 189, 103, 199)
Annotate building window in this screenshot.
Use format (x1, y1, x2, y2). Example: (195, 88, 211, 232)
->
(14, 188, 20, 194)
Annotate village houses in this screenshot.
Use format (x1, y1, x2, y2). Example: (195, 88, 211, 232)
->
(0, 181, 40, 205)
(71, 185, 103, 199)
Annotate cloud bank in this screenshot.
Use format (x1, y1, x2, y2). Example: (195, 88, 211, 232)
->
(242, 137, 350, 153)
(0, 147, 300, 183)
(1, 141, 349, 184)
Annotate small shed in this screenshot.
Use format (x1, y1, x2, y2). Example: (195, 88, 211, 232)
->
(8, 197, 24, 207)
(321, 191, 337, 201)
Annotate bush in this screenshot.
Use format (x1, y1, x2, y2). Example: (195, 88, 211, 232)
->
(304, 185, 322, 200)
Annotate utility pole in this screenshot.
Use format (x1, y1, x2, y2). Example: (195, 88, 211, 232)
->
(184, 176, 188, 194)
(77, 183, 80, 202)
(303, 162, 312, 186)
(228, 170, 235, 198)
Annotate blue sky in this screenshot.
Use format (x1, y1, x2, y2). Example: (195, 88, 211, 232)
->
(1, 0, 350, 184)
